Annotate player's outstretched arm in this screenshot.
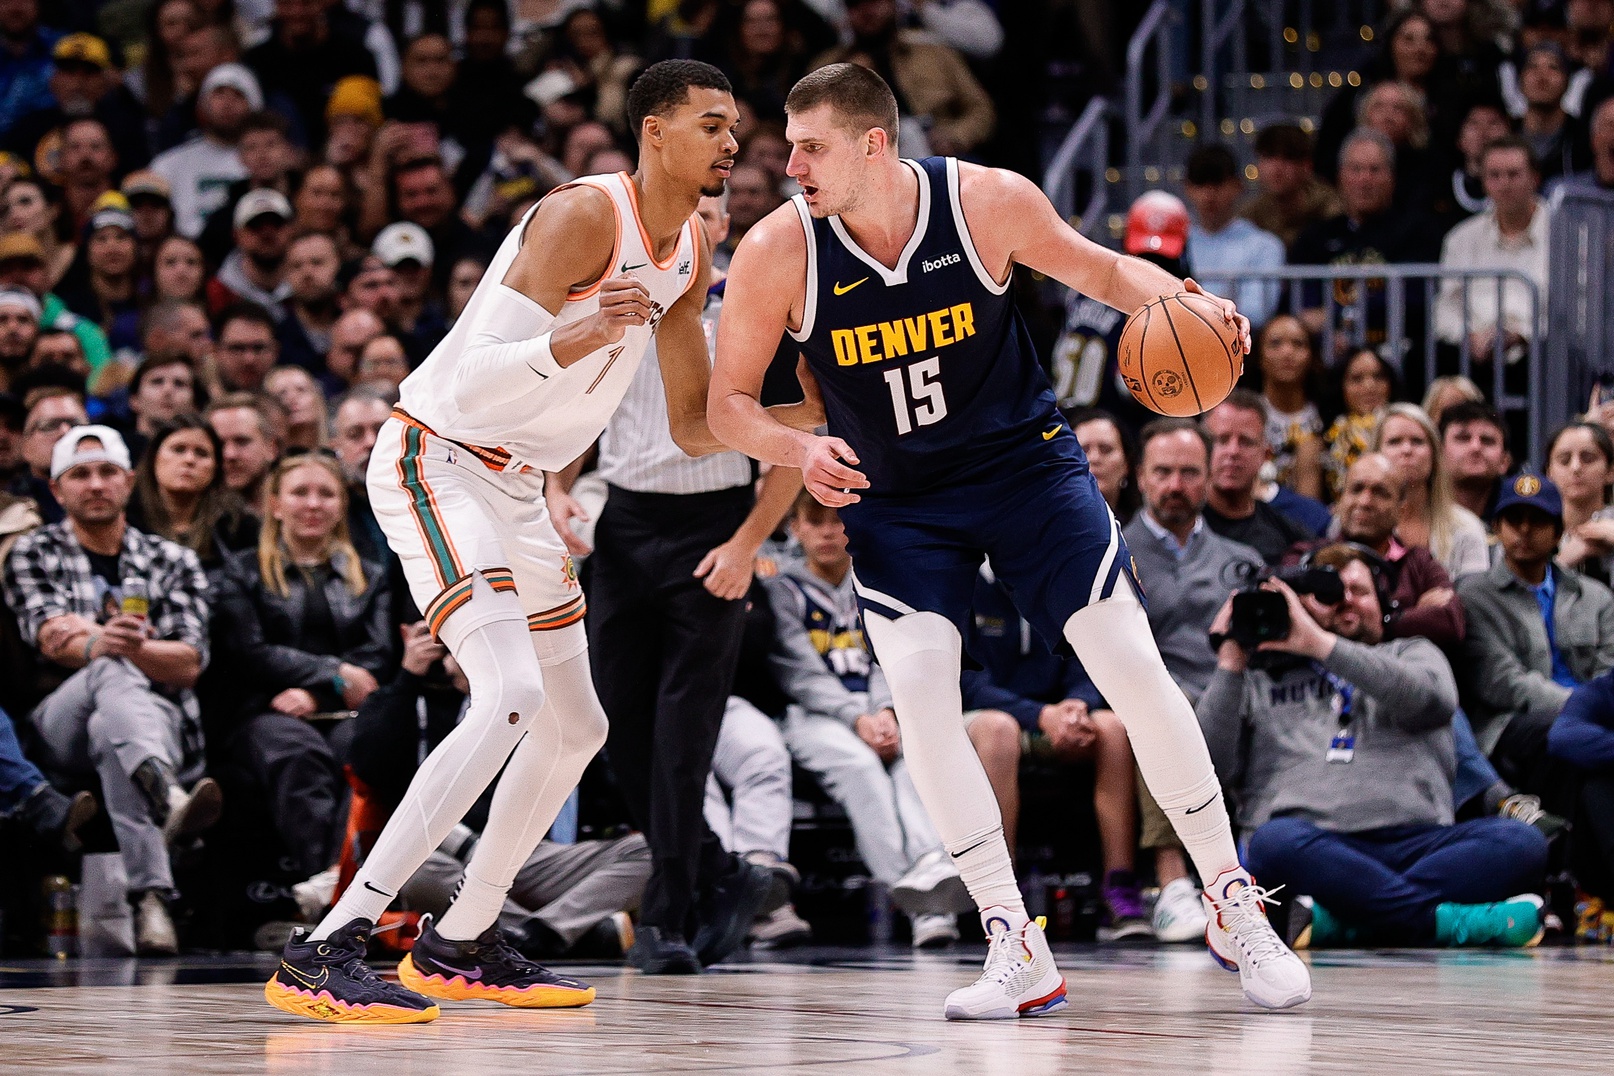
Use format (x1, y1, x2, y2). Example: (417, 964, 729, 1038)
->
(959, 163, 1251, 355)
(449, 186, 653, 409)
(711, 207, 866, 506)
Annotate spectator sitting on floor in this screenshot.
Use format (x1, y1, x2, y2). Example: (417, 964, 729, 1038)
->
(762, 492, 978, 948)
(1458, 475, 1614, 801)
(1201, 391, 1317, 564)
(0, 703, 98, 854)
(128, 413, 258, 567)
(961, 565, 1148, 942)
(1440, 399, 1513, 521)
(2, 425, 219, 955)
(209, 451, 391, 899)
(1201, 544, 1549, 949)
(205, 392, 282, 512)
(1122, 417, 1263, 941)
(1547, 668, 1614, 934)
(340, 631, 648, 960)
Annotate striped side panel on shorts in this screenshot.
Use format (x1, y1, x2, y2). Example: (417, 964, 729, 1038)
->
(481, 568, 518, 593)
(395, 423, 466, 589)
(526, 595, 587, 632)
(424, 575, 476, 638)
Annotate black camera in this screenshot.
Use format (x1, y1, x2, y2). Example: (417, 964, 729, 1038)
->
(1224, 565, 1344, 649)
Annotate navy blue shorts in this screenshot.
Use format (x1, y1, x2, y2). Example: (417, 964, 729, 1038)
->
(839, 450, 1138, 648)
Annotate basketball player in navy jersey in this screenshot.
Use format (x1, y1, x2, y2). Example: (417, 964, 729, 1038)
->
(710, 64, 1312, 1019)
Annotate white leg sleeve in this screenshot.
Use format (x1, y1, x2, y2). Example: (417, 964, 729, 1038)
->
(861, 610, 1025, 918)
(435, 628, 608, 941)
(1063, 584, 1241, 884)
(315, 581, 544, 940)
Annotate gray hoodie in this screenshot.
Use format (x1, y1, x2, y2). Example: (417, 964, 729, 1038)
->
(762, 562, 893, 727)
(1197, 636, 1459, 833)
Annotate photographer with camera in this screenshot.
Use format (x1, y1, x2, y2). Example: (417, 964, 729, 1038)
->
(1202, 544, 1548, 949)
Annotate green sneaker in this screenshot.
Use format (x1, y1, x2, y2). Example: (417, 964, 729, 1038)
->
(1287, 896, 1359, 949)
(1434, 894, 1545, 948)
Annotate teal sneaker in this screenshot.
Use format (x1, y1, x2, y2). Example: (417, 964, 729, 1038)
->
(1285, 896, 1360, 949)
(1434, 894, 1545, 948)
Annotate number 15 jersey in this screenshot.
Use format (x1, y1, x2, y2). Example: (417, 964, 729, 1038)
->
(789, 156, 1075, 497)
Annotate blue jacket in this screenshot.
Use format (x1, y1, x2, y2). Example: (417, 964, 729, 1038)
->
(961, 570, 1104, 732)
(0, 30, 59, 137)
(1549, 668, 1614, 770)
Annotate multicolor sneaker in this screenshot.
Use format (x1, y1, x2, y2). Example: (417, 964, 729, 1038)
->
(943, 910, 1067, 1021)
(1574, 894, 1614, 944)
(1283, 896, 1360, 950)
(1098, 870, 1154, 942)
(264, 919, 440, 1024)
(1152, 877, 1209, 942)
(397, 916, 596, 1008)
(1434, 894, 1545, 948)
(1203, 871, 1312, 1010)
(1497, 794, 1569, 841)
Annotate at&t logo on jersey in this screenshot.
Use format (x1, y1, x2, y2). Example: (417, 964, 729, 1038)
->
(921, 252, 962, 273)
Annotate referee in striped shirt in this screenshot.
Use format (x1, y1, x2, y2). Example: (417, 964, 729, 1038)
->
(549, 193, 802, 973)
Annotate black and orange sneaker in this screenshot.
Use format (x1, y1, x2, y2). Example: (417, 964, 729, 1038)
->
(264, 919, 440, 1024)
(398, 917, 596, 1008)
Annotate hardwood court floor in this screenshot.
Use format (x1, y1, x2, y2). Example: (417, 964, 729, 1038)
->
(3, 945, 1612, 1074)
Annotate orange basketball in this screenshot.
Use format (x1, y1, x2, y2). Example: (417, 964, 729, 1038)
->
(1117, 292, 1245, 417)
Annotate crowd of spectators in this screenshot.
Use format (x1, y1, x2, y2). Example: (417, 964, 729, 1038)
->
(1, 0, 1613, 961)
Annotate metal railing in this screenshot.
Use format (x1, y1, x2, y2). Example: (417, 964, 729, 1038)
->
(1234, 265, 1544, 458)
(1125, 0, 1179, 207)
(1544, 188, 1614, 443)
(1200, 0, 1248, 136)
(1045, 97, 1110, 238)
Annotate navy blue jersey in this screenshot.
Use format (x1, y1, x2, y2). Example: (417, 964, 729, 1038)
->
(789, 157, 1074, 496)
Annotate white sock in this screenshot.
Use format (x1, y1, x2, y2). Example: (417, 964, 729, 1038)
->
(861, 611, 1027, 920)
(1063, 588, 1242, 884)
(313, 585, 546, 941)
(435, 640, 606, 941)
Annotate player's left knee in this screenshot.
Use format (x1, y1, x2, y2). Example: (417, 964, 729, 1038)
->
(969, 710, 1021, 757)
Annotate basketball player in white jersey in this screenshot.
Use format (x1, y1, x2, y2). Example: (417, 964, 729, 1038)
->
(265, 61, 822, 1025)
(710, 65, 1312, 1020)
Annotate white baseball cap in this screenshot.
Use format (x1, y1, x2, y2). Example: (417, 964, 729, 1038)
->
(50, 425, 132, 479)
(200, 62, 264, 112)
(234, 187, 293, 229)
(372, 222, 434, 268)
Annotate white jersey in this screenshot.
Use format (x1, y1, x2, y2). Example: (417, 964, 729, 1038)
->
(397, 170, 702, 471)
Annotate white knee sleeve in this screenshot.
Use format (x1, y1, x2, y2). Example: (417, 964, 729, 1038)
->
(529, 618, 589, 667)
(1064, 586, 1240, 883)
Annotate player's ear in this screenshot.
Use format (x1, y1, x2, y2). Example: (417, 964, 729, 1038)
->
(642, 114, 663, 148)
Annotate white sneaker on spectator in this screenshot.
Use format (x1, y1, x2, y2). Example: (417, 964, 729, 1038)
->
(943, 911, 1067, 1020)
(1152, 877, 1209, 942)
(893, 849, 971, 915)
(162, 777, 222, 847)
(911, 912, 960, 949)
(135, 891, 178, 956)
(750, 904, 813, 949)
(292, 867, 339, 922)
(1203, 871, 1312, 1009)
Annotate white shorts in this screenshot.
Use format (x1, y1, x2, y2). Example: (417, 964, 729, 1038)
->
(368, 411, 586, 648)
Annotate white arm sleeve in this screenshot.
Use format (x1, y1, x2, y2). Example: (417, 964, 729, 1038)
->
(452, 284, 565, 411)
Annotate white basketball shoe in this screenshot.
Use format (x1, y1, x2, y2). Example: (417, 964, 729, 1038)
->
(1203, 871, 1312, 1010)
(942, 909, 1068, 1021)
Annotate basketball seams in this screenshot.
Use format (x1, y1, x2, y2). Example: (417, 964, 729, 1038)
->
(1155, 300, 1206, 415)
(1133, 302, 1163, 413)
(1175, 293, 1240, 384)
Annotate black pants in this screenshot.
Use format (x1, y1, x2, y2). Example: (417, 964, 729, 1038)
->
(588, 484, 751, 935)
(1492, 710, 1576, 816)
(223, 712, 346, 878)
(1575, 771, 1614, 901)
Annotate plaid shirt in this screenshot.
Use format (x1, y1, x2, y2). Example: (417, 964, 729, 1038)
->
(4, 520, 211, 767)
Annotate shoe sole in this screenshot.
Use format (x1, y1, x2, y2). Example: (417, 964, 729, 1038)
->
(695, 867, 775, 965)
(396, 955, 596, 1008)
(164, 778, 223, 846)
(61, 792, 98, 853)
(892, 873, 972, 916)
(264, 975, 440, 1024)
(944, 980, 1069, 1021)
(1206, 931, 1313, 1010)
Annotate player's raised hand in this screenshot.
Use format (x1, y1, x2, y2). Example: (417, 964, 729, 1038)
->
(1182, 278, 1252, 356)
(590, 275, 653, 344)
(802, 436, 868, 507)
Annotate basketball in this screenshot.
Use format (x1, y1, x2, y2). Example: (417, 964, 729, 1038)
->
(1117, 292, 1245, 417)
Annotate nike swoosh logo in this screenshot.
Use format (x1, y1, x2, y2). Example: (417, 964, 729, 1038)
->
(1042, 425, 1062, 441)
(620, 262, 646, 272)
(362, 880, 392, 897)
(525, 363, 549, 380)
(1185, 795, 1218, 815)
(833, 277, 869, 296)
(280, 962, 328, 990)
(433, 962, 483, 980)
(948, 836, 993, 859)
